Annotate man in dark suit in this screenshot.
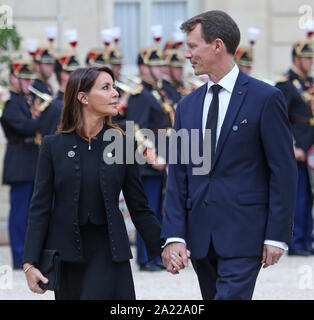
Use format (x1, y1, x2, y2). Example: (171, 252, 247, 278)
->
(161, 11, 298, 300)
(275, 40, 314, 256)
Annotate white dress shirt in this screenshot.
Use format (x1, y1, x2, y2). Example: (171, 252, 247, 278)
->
(164, 64, 288, 251)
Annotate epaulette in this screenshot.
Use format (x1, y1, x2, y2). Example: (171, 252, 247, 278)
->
(130, 84, 144, 96)
(276, 75, 289, 83)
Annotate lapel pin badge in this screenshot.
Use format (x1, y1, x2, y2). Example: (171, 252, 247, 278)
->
(238, 90, 242, 95)
(232, 125, 239, 131)
(68, 150, 75, 158)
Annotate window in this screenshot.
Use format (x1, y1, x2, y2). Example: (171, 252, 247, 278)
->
(114, 0, 195, 71)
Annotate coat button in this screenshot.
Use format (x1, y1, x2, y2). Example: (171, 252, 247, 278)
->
(68, 150, 75, 158)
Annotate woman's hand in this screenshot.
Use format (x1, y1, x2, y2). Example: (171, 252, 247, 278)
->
(23, 263, 49, 294)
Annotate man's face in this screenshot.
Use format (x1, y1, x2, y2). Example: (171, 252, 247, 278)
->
(60, 70, 71, 86)
(111, 64, 122, 79)
(36, 62, 54, 79)
(150, 65, 164, 81)
(10, 75, 32, 94)
(162, 65, 171, 77)
(238, 64, 252, 75)
(185, 23, 216, 76)
(139, 64, 163, 83)
(298, 57, 313, 75)
(171, 67, 184, 83)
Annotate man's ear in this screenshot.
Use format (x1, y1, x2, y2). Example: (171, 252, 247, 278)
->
(214, 38, 225, 53)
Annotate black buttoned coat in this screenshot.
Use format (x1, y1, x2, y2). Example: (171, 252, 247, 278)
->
(23, 129, 162, 265)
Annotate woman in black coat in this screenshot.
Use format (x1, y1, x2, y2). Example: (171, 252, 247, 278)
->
(22, 66, 162, 300)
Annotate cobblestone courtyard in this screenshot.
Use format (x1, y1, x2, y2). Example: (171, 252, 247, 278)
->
(1, 245, 314, 300)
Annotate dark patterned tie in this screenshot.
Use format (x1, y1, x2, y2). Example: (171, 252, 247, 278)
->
(205, 84, 222, 165)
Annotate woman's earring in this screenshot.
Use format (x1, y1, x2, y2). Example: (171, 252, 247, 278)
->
(85, 101, 88, 104)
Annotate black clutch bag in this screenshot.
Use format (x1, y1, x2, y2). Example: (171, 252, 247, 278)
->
(38, 249, 61, 291)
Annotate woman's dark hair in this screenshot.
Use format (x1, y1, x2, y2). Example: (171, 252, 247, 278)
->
(58, 66, 123, 138)
(181, 10, 241, 55)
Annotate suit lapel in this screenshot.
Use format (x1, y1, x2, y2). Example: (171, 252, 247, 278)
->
(211, 71, 249, 170)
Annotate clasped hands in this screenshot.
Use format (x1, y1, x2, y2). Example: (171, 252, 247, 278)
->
(162, 242, 285, 274)
(161, 242, 190, 275)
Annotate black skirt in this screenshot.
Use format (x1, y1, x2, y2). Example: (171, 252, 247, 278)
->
(54, 223, 135, 300)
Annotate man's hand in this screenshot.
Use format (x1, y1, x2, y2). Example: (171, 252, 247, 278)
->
(293, 147, 306, 162)
(261, 244, 285, 269)
(29, 98, 41, 119)
(162, 242, 190, 274)
(151, 156, 167, 171)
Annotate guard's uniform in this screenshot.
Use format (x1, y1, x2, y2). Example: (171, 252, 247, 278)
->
(276, 40, 314, 254)
(106, 46, 127, 129)
(40, 52, 80, 137)
(162, 47, 186, 104)
(31, 47, 55, 97)
(0, 61, 39, 268)
(126, 47, 171, 270)
(235, 47, 253, 75)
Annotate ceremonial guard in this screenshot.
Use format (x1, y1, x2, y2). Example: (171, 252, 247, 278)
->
(234, 27, 260, 76)
(235, 47, 253, 75)
(162, 30, 186, 103)
(126, 47, 171, 271)
(85, 49, 107, 68)
(1, 61, 39, 269)
(39, 52, 80, 137)
(276, 40, 314, 256)
(105, 29, 128, 128)
(32, 46, 55, 96)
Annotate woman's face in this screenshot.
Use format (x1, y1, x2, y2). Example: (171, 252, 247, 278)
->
(82, 71, 119, 117)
